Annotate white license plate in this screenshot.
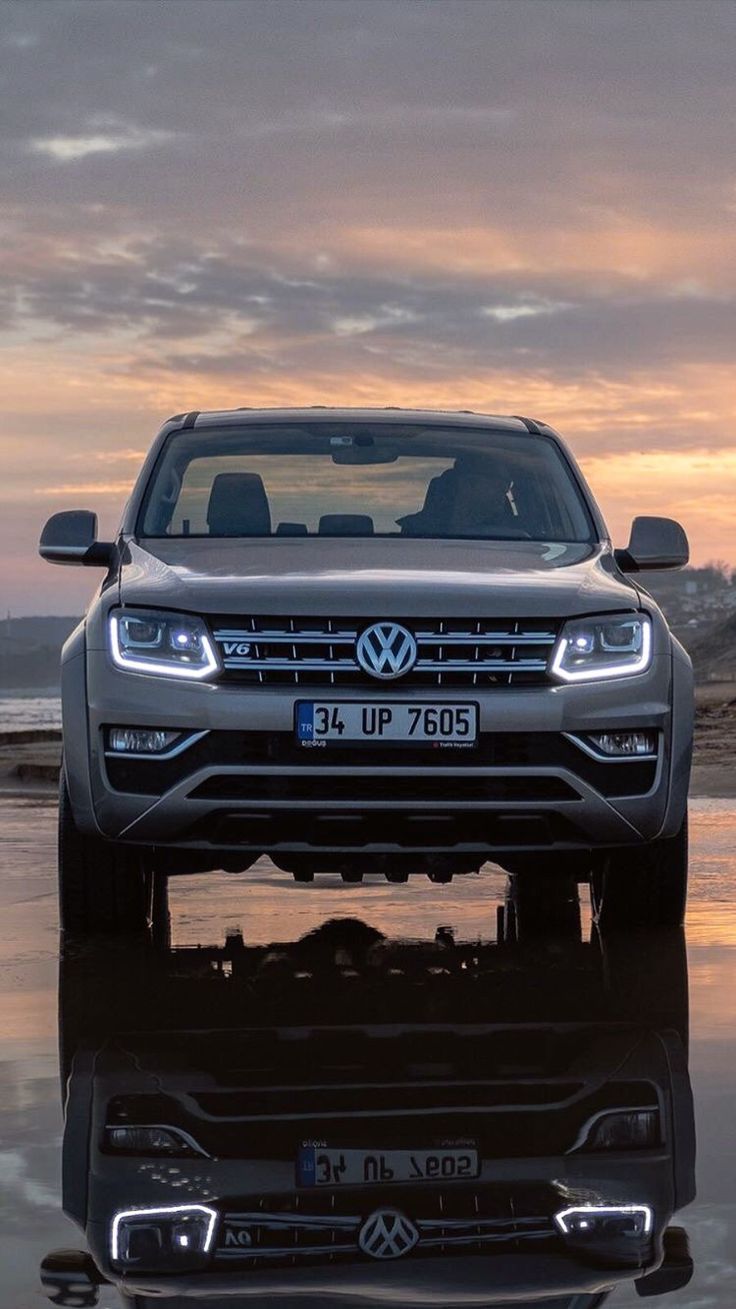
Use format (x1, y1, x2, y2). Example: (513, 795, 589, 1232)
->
(296, 701, 478, 744)
(297, 1146, 480, 1188)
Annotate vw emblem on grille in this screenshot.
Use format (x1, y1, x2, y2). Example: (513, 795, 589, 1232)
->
(356, 622, 417, 680)
(358, 1208, 419, 1261)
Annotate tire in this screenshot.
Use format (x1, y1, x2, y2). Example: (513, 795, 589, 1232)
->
(58, 770, 153, 935)
(595, 927, 689, 1044)
(590, 814, 688, 930)
(503, 871, 581, 941)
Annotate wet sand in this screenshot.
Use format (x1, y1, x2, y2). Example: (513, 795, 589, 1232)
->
(0, 794, 735, 1306)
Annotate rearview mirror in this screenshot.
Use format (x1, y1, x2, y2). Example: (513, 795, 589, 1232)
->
(40, 1248, 106, 1305)
(39, 511, 115, 568)
(615, 516, 689, 572)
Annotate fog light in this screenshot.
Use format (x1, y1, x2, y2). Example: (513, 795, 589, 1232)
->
(571, 1108, 660, 1152)
(588, 730, 657, 757)
(108, 728, 180, 754)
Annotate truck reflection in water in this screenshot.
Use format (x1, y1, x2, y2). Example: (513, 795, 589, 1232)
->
(42, 882, 695, 1307)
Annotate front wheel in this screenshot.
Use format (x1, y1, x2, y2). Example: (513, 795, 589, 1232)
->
(58, 771, 153, 935)
(590, 814, 688, 930)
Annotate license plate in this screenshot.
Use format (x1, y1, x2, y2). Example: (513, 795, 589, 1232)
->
(296, 701, 478, 744)
(297, 1146, 480, 1188)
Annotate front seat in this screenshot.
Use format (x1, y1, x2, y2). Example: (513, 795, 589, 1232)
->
(206, 472, 272, 536)
(318, 514, 374, 535)
(399, 463, 514, 536)
(397, 468, 463, 535)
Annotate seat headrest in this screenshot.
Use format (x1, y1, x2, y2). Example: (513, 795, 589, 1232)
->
(276, 522, 309, 536)
(318, 514, 374, 536)
(206, 473, 272, 537)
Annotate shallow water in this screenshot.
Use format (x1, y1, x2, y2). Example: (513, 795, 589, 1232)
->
(0, 694, 61, 731)
(0, 797, 734, 1307)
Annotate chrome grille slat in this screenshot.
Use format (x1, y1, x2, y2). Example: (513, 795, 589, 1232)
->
(415, 659, 547, 670)
(213, 658, 550, 672)
(210, 617, 558, 686)
(210, 625, 550, 641)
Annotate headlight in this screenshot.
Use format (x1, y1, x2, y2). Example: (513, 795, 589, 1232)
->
(551, 614, 652, 682)
(109, 609, 219, 679)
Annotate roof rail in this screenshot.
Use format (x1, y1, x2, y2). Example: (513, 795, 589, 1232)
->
(512, 415, 542, 435)
(181, 411, 200, 428)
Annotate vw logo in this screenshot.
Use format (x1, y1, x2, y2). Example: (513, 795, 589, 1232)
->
(356, 622, 417, 680)
(358, 1208, 419, 1261)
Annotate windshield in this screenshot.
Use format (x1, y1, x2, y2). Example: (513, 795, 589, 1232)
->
(139, 422, 595, 543)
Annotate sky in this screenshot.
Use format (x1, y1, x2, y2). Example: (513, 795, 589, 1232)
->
(2, 0, 736, 614)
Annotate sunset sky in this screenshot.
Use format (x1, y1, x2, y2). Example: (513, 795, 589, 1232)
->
(2, 0, 736, 613)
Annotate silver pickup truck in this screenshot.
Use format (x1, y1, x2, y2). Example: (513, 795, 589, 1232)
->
(40, 407, 693, 934)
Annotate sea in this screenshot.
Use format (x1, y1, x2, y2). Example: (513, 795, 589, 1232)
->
(0, 692, 62, 732)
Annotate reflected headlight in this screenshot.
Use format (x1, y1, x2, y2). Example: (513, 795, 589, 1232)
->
(109, 609, 219, 680)
(555, 1204, 653, 1239)
(111, 1203, 218, 1270)
(554, 1202, 654, 1269)
(551, 614, 652, 682)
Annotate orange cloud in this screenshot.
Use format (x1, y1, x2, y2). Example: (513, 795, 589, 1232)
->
(334, 223, 736, 287)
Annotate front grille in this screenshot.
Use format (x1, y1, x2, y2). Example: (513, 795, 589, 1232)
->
(216, 1186, 557, 1267)
(210, 616, 558, 687)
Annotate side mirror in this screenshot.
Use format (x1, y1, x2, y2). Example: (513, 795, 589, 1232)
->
(40, 1249, 107, 1305)
(39, 511, 115, 568)
(615, 516, 689, 572)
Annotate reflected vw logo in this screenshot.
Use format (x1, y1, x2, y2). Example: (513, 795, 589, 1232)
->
(356, 622, 417, 680)
(358, 1208, 420, 1261)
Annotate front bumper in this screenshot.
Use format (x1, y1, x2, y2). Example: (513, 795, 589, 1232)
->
(66, 649, 690, 851)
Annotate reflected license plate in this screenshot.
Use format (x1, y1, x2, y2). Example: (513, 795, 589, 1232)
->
(296, 701, 478, 744)
(297, 1146, 480, 1188)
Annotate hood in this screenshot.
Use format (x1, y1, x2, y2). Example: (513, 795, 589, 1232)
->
(119, 537, 638, 619)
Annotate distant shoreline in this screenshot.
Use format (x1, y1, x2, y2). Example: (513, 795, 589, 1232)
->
(0, 686, 60, 698)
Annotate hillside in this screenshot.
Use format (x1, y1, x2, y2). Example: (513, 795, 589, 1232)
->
(688, 612, 736, 682)
(0, 616, 81, 690)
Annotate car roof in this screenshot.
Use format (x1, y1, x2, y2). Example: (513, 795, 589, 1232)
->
(169, 407, 553, 435)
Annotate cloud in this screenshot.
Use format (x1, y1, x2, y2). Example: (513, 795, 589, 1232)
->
(481, 297, 575, 323)
(31, 122, 176, 162)
(34, 481, 135, 496)
(1, 0, 736, 606)
(3, 228, 735, 387)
